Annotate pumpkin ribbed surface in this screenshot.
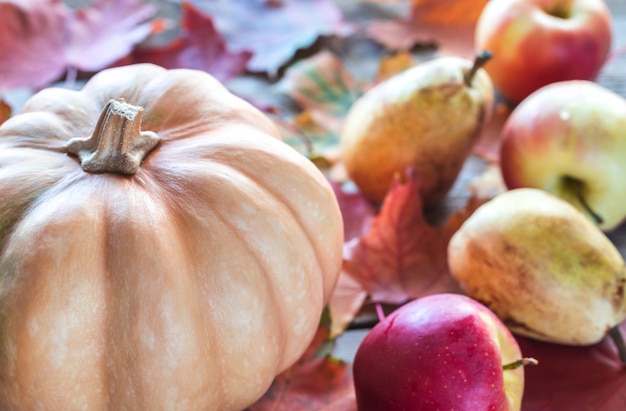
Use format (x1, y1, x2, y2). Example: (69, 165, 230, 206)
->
(0, 64, 343, 411)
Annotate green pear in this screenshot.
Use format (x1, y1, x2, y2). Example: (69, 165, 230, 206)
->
(340, 52, 494, 206)
(448, 188, 626, 346)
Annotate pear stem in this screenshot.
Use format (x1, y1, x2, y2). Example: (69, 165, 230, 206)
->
(575, 187, 604, 225)
(463, 50, 493, 87)
(502, 357, 538, 371)
(608, 326, 626, 364)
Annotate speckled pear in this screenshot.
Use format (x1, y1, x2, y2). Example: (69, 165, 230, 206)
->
(340, 52, 494, 206)
(448, 188, 626, 346)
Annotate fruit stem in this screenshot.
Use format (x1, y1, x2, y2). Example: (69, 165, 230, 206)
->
(576, 190, 604, 225)
(464, 50, 493, 87)
(562, 176, 604, 225)
(608, 326, 626, 364)
(63, 98, 160, 175)
(375, 302, 386, 322)
(502, 357, 538, 371)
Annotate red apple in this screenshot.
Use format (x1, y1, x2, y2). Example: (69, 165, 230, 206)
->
(499, 80, 626, 232)
(352, 294, 528, 411)
(475, 0, 612, 104)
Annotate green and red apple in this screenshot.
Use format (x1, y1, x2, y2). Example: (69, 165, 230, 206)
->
(475, 0, 612, 103)
(352, 293, 529, 411)
(499, 80, 626, 231)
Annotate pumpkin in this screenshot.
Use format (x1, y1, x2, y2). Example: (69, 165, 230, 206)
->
(0, 64, 344, 410)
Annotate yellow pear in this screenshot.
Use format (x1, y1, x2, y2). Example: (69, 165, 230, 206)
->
(448, 188, 626, 346)
(340, 52, 494, 206)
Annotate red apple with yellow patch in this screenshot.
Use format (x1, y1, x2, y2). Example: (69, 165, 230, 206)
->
(499, 80, 626, 232)
(352, 294, 531, 411)
(475, 0, 612, 104)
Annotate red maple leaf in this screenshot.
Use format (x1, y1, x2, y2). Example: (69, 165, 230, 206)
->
(342, 168, 464, 304)
(130, 2, 252, 83)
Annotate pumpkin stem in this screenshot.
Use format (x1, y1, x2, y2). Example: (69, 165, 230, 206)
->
(63, 98, 160, 175)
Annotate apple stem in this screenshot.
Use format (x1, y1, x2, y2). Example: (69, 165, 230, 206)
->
(575, 189, 604, 225)
(375, 302, 386, 322)
(608, 326, 626, 364)
(464, 50, 493, 87)
(502, 357, 538, 371)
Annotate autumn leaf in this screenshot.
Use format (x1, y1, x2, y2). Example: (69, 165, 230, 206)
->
(273, 109, 341, 162)
(247, 356, 353, 411)
(274, 49, 421, 163)
(343, 168, 463, 304)
(519, 320, 626, 411)
(277, 51, 360, 121)
(184, 0, 353, 75)
(324, 182, 375, 338)
(0, 0, 72, 89)
(0, 0, 157, 89)
(341, 162, 503, 305)
(368, 0, 489, 57)
(0, 100, 11, 126)
(473, 101, 514, 163)
(275, 51, 361, 159)
(63, 0, 158, 72)
(332, 181, 377, 243)
(328, 271, 368, 339)
(130, 2, 251, 82)
(247, 318, 355, 410)
(372, 51, 416, 85)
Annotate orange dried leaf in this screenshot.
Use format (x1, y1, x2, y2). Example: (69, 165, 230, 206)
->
(373, 51, 415, 84)
(0, 100, 11, 126)
(368, 0, 489, 57)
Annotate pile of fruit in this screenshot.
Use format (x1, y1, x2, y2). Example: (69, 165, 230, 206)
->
(343, 0, 626, 409)
(0, 0, 623, 410)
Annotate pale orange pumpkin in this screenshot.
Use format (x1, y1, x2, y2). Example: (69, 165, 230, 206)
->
(0, 64, 344, 410)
